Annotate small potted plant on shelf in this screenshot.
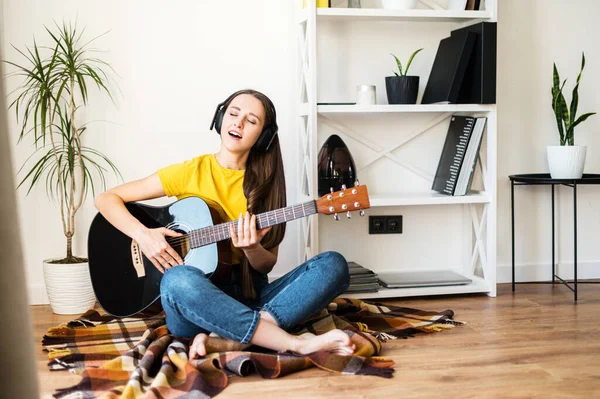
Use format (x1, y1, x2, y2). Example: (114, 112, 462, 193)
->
(4, 22, 121, 314)
(385, 48, 423, 104)
(548, 52, 596, 179)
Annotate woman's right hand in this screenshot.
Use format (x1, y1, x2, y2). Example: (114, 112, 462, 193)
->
(134, 227, 184, 273)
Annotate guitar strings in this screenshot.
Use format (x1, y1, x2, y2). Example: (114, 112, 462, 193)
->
(162, 208, 300, 246)
(160, 204, 316, 247)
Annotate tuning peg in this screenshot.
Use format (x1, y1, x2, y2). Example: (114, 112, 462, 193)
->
(330, 187, 334, 193)
(359, 210, 365, 217)
(346, 211, 352, 219)
(333, 213, 340, 221)
(341, 184, 347, 190)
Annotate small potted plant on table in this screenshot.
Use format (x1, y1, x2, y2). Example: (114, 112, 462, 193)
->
(548, 52, 596, 179)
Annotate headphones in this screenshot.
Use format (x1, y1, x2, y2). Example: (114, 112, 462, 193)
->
(210, 90, 278, 152)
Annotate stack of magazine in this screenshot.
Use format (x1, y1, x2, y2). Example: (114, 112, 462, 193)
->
(345, 261, 380, 293)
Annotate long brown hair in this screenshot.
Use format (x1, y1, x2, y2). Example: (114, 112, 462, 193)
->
(222, 89, 286, 299)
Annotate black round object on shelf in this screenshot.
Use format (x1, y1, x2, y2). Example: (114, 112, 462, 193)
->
(317, 134, 357, 197)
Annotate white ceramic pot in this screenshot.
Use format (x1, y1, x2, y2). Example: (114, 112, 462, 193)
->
(447, 0, 468, 10)
(546, 145, 587, 179)
(382, 0, 417, 10)
(43, 259, 96, 315)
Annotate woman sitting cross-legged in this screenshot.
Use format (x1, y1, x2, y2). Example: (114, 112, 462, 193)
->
(95, 89, 354, 358)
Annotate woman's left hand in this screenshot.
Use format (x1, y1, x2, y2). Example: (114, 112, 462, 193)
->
(229, 211, 272, 251)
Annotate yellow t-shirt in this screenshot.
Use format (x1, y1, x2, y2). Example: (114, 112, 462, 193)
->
(157, 154, 247, 263)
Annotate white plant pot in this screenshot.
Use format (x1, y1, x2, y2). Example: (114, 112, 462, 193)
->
(382, 0, 417, 9)
(447, 0, 468, 10)
(546, 145, 587, 179)
(43, 259, 96, 315)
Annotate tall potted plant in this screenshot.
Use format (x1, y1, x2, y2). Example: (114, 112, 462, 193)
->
(385, 48, 423, 104)
(4, 22, 121, 314)
(548, 52, 596, 179)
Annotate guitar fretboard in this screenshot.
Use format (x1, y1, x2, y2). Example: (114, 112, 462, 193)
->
(187, 201, 317, 249)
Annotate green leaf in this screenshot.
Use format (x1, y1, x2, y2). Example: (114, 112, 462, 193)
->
(404, 48, 423, 76)
(566, 112, 596, 144)
(390, 53, 403, 76)
(569, 52, 586, 128)
(552, 69, 567, 144)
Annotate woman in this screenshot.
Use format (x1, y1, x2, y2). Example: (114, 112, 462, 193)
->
(95, 89, 354, 358)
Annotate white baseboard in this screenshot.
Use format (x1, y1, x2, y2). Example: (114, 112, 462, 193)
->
(497, 261, 600, 283)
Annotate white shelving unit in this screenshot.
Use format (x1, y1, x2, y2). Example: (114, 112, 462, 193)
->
(296, 0, 498, 299)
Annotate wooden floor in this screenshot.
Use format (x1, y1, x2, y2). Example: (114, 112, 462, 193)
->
(33, 283, 600, 398)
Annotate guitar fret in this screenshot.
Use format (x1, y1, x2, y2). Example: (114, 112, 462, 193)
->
(187, 200, 324, 250)
(259, 214, 266, 230)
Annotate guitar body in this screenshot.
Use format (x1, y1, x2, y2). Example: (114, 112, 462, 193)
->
(88, 185, 370, 318)
(88, 197, 231, 317)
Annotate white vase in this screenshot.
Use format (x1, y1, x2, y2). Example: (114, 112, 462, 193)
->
(43, 259, 96, 315)
(447, 0, 468, 10)
(546, 145, 587, 179)
(382, 0, 417, 9)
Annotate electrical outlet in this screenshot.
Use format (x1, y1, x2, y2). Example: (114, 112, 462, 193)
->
(369, 216, 387, 234)
(369, 215, 402, 234)
(386, 216, 403, 234)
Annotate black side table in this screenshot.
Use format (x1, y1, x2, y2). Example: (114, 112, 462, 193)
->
(509, 173, 600, 301)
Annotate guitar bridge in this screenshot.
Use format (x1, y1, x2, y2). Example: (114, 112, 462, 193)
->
(130, 240, 146, 278)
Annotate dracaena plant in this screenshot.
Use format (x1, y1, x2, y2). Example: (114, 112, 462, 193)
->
(390, 48, 423, 76)
(552, 52, 596, 146)
(4, 21, 121, 263)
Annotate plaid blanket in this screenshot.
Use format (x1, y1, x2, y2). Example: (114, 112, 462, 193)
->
(43, 298, 465, 398)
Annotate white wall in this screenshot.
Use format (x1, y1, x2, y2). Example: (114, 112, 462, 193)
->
(497, 0, 600, 282)
(2, 0, 299, 304)
(3, 0, 600, 304)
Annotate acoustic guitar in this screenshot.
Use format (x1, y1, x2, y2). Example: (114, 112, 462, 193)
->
(88, 185, 370, 317)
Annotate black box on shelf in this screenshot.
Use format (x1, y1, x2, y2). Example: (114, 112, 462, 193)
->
(422, 30, 476, 104)
(451, 22, 497, 104)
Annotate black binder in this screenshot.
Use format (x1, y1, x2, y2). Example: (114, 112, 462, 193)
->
(452, 22, 497, 104)
(422, 31, 476, 104)
(432, 116, 475, 196)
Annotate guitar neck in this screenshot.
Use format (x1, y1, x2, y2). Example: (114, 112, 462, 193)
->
(187, 200, 317, 249)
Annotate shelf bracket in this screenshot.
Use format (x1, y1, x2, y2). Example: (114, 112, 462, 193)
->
(469, 203, 488, 278)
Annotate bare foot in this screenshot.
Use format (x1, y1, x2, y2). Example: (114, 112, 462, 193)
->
(292, 329, 355, 356)
(188, 333, 251, 359)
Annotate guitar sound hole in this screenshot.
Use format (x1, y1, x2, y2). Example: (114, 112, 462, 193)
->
(167, 230, 190, 259)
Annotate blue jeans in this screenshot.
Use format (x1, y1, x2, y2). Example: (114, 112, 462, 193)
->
(160, 251, 350, 344)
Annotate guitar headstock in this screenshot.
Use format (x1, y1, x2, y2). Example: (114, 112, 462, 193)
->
(315, 184, 370, 220)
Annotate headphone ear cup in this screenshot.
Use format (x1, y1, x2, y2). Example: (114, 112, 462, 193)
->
(214, 108, 224, 135)
(253, 125, 278, 152)
(253, 127, 270, 151)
